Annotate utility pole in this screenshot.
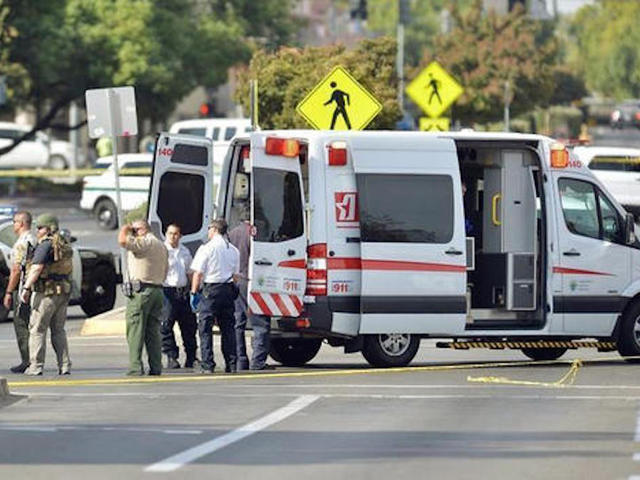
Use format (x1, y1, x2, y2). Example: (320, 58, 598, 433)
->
(397, 0, 409, 118)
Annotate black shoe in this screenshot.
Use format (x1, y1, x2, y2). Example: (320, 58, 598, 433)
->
(148, 371, 161, 376)
(199, 367, 214, 374)
(165, 356, 180, 369)
(224, 365, 237, 373)
(184, 358, 199, 369)
(10, 363, 29, 374)
(250, 363, 276, 371)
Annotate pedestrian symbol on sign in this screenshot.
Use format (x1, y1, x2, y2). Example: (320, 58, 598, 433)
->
(324, 82, 352, 130)
(427, 73, 442, 105)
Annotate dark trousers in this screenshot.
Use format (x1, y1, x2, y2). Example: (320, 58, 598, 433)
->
(198, 283, 236, 371)
(161, 287, 197, 363)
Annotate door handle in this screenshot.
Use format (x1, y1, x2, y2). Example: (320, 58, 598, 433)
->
(254, 259, 273, 266)
(563, 250, 581, 257)
(445, 248, 464, 256)
(287, 249, 296, 256)
(492, 193, 502, 226)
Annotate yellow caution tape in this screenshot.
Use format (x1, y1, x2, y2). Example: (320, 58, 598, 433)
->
(467, 359, 583, 388)
(0, 168, 151, 178)
(447, 341, 616, 350)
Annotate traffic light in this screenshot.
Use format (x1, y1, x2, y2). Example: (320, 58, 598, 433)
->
(199, 102, 215, 117)
(350, 0, 367, 20)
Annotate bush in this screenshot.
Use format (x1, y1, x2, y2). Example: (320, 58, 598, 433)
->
(124, 201, 148, 224)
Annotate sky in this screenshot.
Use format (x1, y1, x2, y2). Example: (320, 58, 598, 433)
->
(549, 0, 594, 14)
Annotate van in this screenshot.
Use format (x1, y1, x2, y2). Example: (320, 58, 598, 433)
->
(169, 118, 251, 142)
(148, 130, 640, 368)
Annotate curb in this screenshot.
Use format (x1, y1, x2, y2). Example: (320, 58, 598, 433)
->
(0, 377, 8, 399)
(80, 306, 126, 337)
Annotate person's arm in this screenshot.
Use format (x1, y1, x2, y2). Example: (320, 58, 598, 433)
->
(191, 271, 203, 294)
(3, 262, 20, 309)
(117, 224, 133, 247)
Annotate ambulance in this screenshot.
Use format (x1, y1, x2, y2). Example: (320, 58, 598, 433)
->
(147, 130, 640, 367)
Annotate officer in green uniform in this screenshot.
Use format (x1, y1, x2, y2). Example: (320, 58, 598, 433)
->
(118, 219, 168, 376)
(20, 213, 73, 376)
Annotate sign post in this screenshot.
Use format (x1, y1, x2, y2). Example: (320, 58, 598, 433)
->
(296, 66, 382, 131)
(85, 86, 138, 282)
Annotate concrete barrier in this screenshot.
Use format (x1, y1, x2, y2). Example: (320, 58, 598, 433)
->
(81, 306, 126, 336)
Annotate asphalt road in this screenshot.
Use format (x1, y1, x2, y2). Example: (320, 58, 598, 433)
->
(1, 319, 640, 480)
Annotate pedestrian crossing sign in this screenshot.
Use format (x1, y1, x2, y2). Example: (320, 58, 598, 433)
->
(419, 117, 450, 132)
(406, 61, 464, 118)
(296, 66, 382, 131)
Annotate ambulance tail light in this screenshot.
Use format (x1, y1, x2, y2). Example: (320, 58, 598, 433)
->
(240, 145, 250, 159)
(296, 318, 311, 328)
(265, 137, 300, 158)
(550, 143, 569, 168)
(306, 243, 327, 296)
(328, 141, 348, 166)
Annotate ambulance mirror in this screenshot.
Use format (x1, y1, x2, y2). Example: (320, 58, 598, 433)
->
(625, 212, 636, 245)
(233, 172, 249, 201)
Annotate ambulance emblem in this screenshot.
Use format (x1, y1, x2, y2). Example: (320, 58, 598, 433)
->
(335, 192, 359, 226)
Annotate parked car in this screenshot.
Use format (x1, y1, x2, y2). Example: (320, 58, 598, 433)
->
(0, 122, 86, 169)
(610, 100, 640, 129)
(573, 146, 640, 216)
(0, 221, 118, 321)
(80, 153, 152, 230)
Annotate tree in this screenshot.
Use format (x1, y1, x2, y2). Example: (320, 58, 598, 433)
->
(0, 0, 299, 154)
(570, 1, 640, 99)
(234, 36, 401, 129)
(419, 0, 558, 124)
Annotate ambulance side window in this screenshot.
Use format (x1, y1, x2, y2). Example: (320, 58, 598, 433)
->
(253, 168, 303, 242)
(357, 174, 454, 243)
(157, 172, 205, 235)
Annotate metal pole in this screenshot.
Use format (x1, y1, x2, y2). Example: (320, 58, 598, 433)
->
(69, 101, 78, 172)
(504, 81, 511, 132)
(397, 21, 405, 116)
(108, 89, 128, 282)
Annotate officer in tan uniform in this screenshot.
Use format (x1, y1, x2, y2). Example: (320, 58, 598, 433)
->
(3, 210, 36, 373)
(118, 219, 168, 376)
(20, 213, 72, 376)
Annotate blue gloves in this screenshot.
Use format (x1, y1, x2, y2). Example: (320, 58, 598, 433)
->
(190, 292, 201, 313)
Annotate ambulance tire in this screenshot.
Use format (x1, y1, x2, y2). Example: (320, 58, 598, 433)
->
(362, 334, 420, 368)
(269, 338, 322, 367)
(520, 347, 567, 361)
(95, 199, 118, 231)
(617, 300, 640, 361)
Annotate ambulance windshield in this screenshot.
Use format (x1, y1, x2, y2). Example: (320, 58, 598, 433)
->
(253, 168, 303, 242)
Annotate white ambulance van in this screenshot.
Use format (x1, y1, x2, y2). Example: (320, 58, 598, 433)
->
(148, 130, 640, 367)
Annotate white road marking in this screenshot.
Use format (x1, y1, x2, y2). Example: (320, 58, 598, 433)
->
(145, 394, 320, 473)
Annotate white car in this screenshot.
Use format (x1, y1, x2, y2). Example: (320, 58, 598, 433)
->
(573, 146, 640, 215)
(80, 153, 152, 230)
(0, 220, 118, 319)
(0, 121, 86, 169)
(169, 118, 251, 141)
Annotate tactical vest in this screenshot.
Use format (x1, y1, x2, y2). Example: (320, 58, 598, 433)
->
(36, 233, 73, 295)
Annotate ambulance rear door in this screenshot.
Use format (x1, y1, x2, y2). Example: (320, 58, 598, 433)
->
(351, 135, 467, 334)
(248, 135, 307, 318)
(148, 133, 215, 254)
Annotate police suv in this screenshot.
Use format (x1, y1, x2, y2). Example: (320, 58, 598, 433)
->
(147, 130, 640, 367)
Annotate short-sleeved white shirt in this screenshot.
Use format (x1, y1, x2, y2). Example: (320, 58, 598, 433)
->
(163, 242, 193, 288)
(191, 234, 239, 284)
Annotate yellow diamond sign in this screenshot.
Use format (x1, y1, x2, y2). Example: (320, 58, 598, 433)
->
(296, 66, 382, 130)
(406, 61, 464, 118)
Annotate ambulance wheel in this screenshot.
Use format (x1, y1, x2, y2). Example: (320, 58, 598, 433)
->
(520, 347, 567, 361)
(80, 264, 117, 317)
(269, 338, 322, 366)
(617, 300, 640, 361)
(362, 334, 419, 368)
(95, 199, 118, 230)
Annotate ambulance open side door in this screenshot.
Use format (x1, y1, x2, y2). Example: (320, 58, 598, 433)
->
(148, 133, 215, 254)
(351, 135, 467, 335)
(247, 135, 307, 318)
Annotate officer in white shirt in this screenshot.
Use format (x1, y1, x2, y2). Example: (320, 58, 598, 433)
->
(161, 224, 197, 369)
(190, 219, 239, 373)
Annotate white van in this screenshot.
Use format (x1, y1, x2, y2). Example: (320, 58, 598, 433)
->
(80, 153, 152, 230)
(169, 118, 251, 142)
(148, 130, 640, 368)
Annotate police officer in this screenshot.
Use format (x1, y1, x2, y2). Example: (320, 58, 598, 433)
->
(228, 209, 273, 371)
(20, 213, 72, 376)
(3, 210, 36, 373)
(190, 219, 239, 374)
(161, 223, 197, 369)
(118, 219, 168, 376)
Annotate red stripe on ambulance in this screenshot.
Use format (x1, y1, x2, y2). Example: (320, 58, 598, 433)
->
(249, 292, 304, 317)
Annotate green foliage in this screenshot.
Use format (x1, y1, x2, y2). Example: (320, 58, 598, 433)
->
(570, 1, 640, 99)
(1, 0, 299, 142)
(235, 36, 401, 129)
(419, 0, 558, 124)
(124, 201, 148, 224)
